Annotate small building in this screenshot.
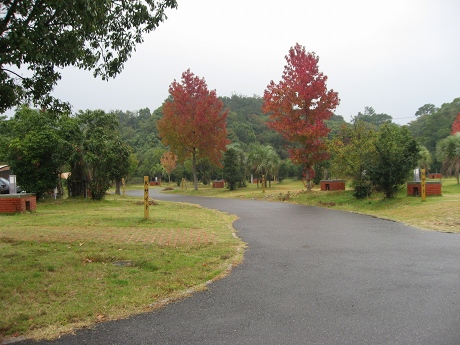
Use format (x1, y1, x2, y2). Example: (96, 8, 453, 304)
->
(320, 180, 345, 191)
(212, 180, 225, 188)
(407, 181, 442, 196)
(0, 193, 37, 213)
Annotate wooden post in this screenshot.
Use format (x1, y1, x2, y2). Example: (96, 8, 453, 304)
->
(421, 168, 426, 202)
(262, 174, 266, 193)
(143, 176, 149, 219)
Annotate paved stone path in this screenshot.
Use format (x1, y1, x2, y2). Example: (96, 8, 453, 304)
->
(16, 189, 460, 344)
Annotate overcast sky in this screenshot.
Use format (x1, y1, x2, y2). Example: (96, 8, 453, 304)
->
(45, 0, 460, 124)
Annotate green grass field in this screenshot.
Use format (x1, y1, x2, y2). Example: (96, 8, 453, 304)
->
(0, 195, 244, 341)
(166, 177, 460, 233)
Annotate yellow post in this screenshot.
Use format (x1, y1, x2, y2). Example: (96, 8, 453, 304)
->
(421, 168, 426, 202)
(262, 174, 266, 193)
(122, 178, 126, 197)
(143, 176, 149, 219)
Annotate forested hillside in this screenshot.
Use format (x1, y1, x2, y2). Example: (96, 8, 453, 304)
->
(113, 95, 459, 182)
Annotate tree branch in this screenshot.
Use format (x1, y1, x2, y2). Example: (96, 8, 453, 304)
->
(0, 0, 21, 35)
(1, 67, 25, 80)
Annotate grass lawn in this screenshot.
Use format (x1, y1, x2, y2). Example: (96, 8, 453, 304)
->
(165, 177, 460, 233)
(0, 195, 244, 342)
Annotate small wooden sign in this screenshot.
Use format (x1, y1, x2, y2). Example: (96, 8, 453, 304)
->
(421, 169, 426, 202)
(144, 176, 149, 219)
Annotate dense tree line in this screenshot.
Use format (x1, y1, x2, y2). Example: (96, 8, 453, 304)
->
(1, 95, 459, 198)
(0, 107, 131, 199)
(407, 98, 460, 171)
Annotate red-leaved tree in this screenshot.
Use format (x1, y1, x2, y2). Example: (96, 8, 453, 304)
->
(452, 112, 460, 134)
(157, 69, 229, 190)
(262, 43, 340, 190)
(160, 151, 177, 184)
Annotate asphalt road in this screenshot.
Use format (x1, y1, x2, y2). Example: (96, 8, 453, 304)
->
(17, 189, 460, 344)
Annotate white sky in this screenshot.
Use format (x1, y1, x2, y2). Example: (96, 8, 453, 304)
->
(37, 0, 460, 123)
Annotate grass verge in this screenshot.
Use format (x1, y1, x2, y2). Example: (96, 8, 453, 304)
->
(163, 178, 460, 233)
(0, 195, 244, 342)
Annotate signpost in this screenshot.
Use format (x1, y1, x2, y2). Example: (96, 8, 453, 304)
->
(144, 176, 149, 219)
(421, 168, 426, 202)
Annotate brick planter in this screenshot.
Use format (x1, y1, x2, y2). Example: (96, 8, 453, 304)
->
(149, 181, 161, 186)
(0, 193, 37, 213)
(320, 180, 345, 191)
(212, 180, 225, 188)
(428, 173, 442, 179)
(407, 181, 442, 196)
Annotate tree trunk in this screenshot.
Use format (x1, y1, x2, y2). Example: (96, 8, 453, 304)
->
(304, 166, 312, 191)
(192, 150, 198, 190)
(115, 178, 121, 195)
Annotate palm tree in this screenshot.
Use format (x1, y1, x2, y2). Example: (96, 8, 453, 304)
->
(436, 133, 460, 184)
(418, 146, 432, 172)
(247, 144, 280, 189)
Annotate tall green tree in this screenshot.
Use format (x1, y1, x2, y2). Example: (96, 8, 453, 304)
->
(0, 0, 178, 113)
(367, 124, 420, 198)
(4, 106, 78, 198)
(415, 104, 437, 117)
(73, 110, 130, 200)
(329, 120, 377, 198)
(109, 138, 131, 195)
(353, 107, 392, 129)
(418, 146, 432, 173)
(223, 148, 241, 191)
(223, 144, 246, 190)
(137, 147, 166, 179)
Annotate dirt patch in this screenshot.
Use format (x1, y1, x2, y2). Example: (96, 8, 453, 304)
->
(318, 201, 336, 207)
(134, 200, 158, 206)
(2, 226, 216, 247)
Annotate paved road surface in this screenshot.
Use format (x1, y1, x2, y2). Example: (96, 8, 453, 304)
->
(16, 189, 460, 344)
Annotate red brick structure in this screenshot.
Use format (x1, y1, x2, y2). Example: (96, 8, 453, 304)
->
(212, 180, 225, 188)
(0, 193, 36, 213)
(149, 181, 161, 186)
(320, 180, 345, 191)
(407, 181, 442, 196)
(428, 173, 442, 179)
